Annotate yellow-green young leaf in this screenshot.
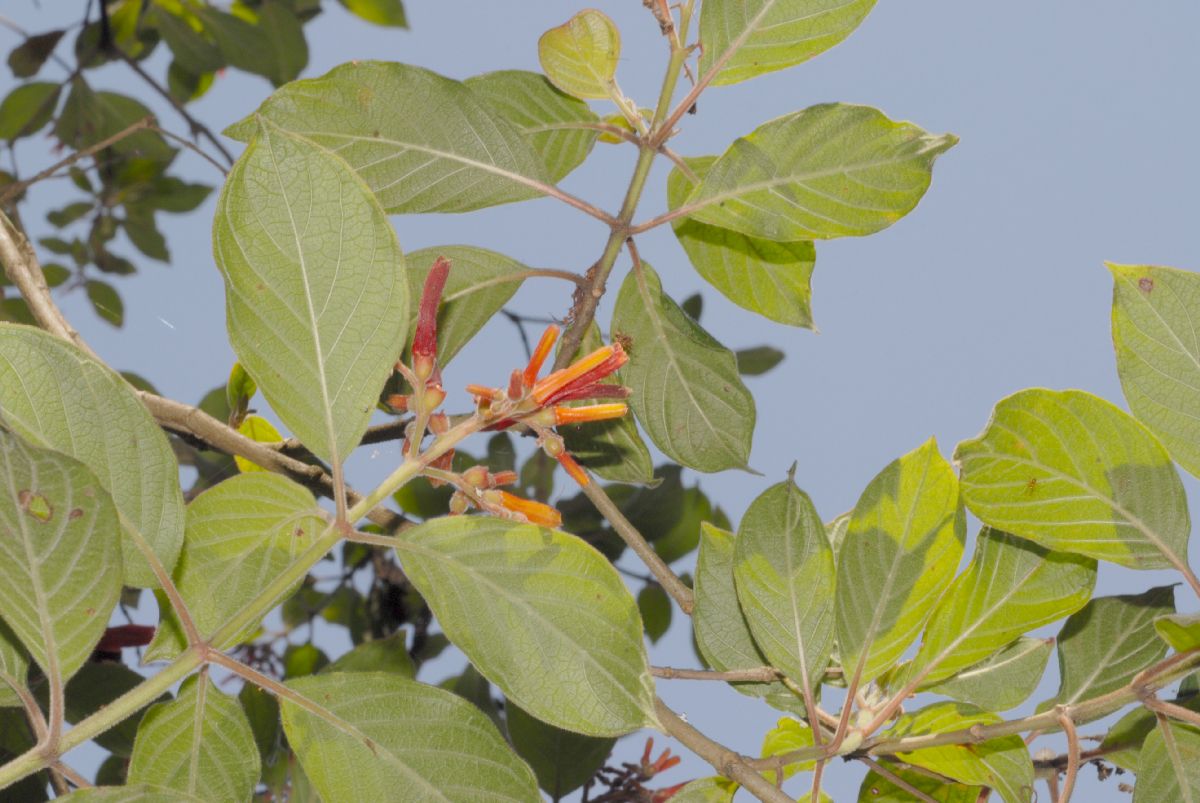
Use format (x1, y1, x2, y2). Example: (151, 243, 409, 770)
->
(888, 702, 1033, 803)
(760, 717, 816, 783)
(667, 157, 815, 328)
(678, 104, 956, 242)
(858, 766, 981, 802)
(0, 430, 121, 685)
(1042, 586, 1173, 709)
(465, 70, 599, 182)
(537, 10, 620, 100)
(693, 523, 805, 713)
(0, 82, 60, 141)
(224, 61, 549, 214)
(128, 674, 259, 801)
(734, 479, 835, 689)
(281, 672, 540, 802)
(394, 516, 657, 736)
(670, 777, 737, 803)
(837, 438, 965, 687)
(213, 120, 408, 466)
(954, 388, 1191, 570)
(59, 786, 208, 802)
(908, 528, 1096, 688)
(557, 324, 654, 485)
(926, 637, 1052, 712)
(0, 325, 185, 587)
(611, 263, 755, 472)
(404, 246, 528, 367)
(323, 632, 414, 677)
(0, 611, 29, 707)
(338, 0, 407, 27)
(145, 473, 325, 660)
(226, 361, 257, 420)
(1155, 613, 1200, 652)
(234, 415, 283, 473)
(1110, 263, 1200, 480)
(1135, 720, 1200, 803)
(506, 701, 615, 798)
(699, 0, 878, 86)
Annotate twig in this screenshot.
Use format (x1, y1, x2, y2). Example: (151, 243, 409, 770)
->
(117, 51, 235, 167)
(651, 666, 782, 682)
(152, 124, 229, 175)
(581, 480, 694, 614)
(0, 117, 155, 205)
(858, 757, 938, 803)
(654, 697, 793, 803)
(52, 761, 90, 789)
(1142, 695, 1200, 729)
(1056, 709, 1079, 803)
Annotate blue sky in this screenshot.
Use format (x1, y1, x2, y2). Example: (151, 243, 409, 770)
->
(4, 1, 1200, 800)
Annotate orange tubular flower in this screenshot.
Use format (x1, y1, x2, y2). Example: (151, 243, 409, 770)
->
(523, 324, 560, 388)
(532, 341, 628, 405)
(555, 451, 590, 487)
(553, 403, 628, 425)
(493, 490, 563, 528)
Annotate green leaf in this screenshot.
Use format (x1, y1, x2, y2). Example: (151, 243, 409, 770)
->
(0, 82, 60, 141)
(670, 777, 737, 803)
(907, 528, 1096, 687)
(234, 415, 284, 473)
(86, 280, 124, 327)
(1135, 720, 1200, 802)
(760, 716, 816, 782)
(404, 246, 527, 366)
(926, 637, 1052, 712)
(284, 643, 328, 677)
(145, 473, 325, 660)
(638, 583, 672, 643)
(128, 674, 259, 801)
(1042, 586, 1173, 708)
(393, 516, 657, 736)
(152, 7, 224, 75)
(143, 177, 212, 213)
(59, 786, 208, 802)
(195, 4, 306, 86)
(612, 263, 755, 472)
(557, 324, 655, 485)
(1155, 613, 1200, 652)
(226, 361, 257, 421)
(667, 157, 815, 327)
(836, 438, 965, 686)
(122, 212, 169, 262)
(1110, 263, 1200, 480)
(734, 478, 835, 689)
(681, 293, 704, 320)
(955, 388, 1191, 570)
(0, 619, 29, 707)
(323, 632, 414, 676)
(858, 766, 981, 802)
(55, 82, 173, 162)
(736, 346, 786, 376)
(678, 104, 956, 242)
(213, 119, 408, 466)
(339, 0, 408, 27)
(0, 429, 121, 685)
(506, 701, 614, 798)
(465, 70, 599, 182)
(0, 331, 182, 587)
(281, 672, 540, 801)
(225, 61, 550, 214)
(7, 30, 65, 78)
(537, 10, 621, 100)
(694, 522, 803, 712)
(887, 702, 1033, 803)
(239, 682, 281, 765)
(699, 0, 878, 86)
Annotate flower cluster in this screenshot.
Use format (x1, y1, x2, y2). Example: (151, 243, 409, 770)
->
(394, 256, 633, 528)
